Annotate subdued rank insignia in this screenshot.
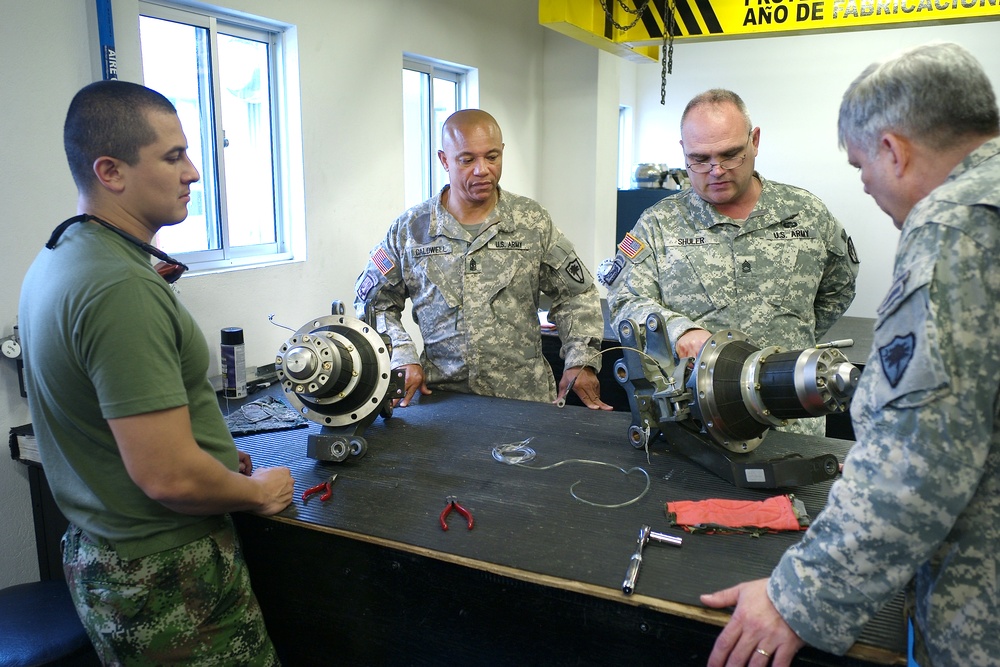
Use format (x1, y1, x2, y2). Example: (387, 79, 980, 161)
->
(879, 332, 915, 388)
(357, 273, 376, 301)
(619, 232, 644, 259)
(565, 258, 585, 284)
(742, 260, 752, 273)
(878, 270, 909, 316)
(466, 256, 481, 274)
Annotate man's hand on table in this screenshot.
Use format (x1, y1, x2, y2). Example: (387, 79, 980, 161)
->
(701, 578, 806, 667)
(394, 363, 432, 407)
(556, 366, 612, 410)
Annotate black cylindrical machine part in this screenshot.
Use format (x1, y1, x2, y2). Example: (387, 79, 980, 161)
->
(757, 351, 812, 419)
(708, 340, 766, 440)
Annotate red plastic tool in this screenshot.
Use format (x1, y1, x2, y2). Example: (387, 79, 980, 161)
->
(439, 496, 474, 531)
(302, 474, 337, 503)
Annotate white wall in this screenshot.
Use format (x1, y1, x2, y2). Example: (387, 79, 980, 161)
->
(624, 22, 1000, 318)
(1, 1, 997, 588)
(0, 0, 561, 588)
(539, 33, 623, 272)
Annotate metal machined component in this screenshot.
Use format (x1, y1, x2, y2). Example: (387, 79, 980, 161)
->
(689, 331, 763, 453)
(687, 331, 861, 454)
(277, 313, 392, 428)
(751, 346, 858, 419)
(614, 319, 862, 488)
(275, 301, 402, 462)
(622, 524, 683, 595)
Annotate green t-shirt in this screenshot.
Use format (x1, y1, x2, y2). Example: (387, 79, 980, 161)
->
(20, 221, 236, 559)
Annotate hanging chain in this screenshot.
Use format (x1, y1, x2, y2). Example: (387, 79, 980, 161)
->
(660, 0, 675, 105)
(598, 0, 675, 105)
(599, 0, 653, 32)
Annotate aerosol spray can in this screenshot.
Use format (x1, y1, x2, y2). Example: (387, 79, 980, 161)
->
(221, 327, 247, 398)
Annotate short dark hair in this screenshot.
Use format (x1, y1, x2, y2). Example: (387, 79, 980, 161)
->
(63, 80, 178, 192)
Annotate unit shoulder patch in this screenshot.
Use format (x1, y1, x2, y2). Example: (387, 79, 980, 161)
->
(597, 255, 625, 286)
(565, 258, 585, 284)
(879, 333, 915, 389)
(357, 273, 377, 301)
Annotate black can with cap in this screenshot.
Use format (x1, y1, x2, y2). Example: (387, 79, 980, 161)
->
(221, 327, 247, 398)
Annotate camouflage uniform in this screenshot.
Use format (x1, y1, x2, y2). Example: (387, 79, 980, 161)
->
(355, 186, 604, 403)
(20, 222, 280, 665)
(63, 518, 278, 666)
(604, 174, 858, 435)
(768, 138, 1000, 665)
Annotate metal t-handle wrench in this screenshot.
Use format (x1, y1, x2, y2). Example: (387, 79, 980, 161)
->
(622, 524, 683, 595)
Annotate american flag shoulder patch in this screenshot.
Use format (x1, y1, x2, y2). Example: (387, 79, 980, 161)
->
(371, 246, 395, 275)
(619, 233, 644, 259)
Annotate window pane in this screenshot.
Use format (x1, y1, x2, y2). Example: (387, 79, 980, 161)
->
(219, 33, 277, 247)
(402, 69, 429, 208)
(139, 15, 219, 253)
(618, 105, 634, 190)
(431, 77, 457, 196)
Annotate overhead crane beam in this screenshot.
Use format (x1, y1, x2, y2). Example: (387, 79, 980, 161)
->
(540, 0, 1000, 62)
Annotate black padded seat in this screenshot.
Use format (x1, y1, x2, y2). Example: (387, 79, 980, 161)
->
(0, 579, 98, 666)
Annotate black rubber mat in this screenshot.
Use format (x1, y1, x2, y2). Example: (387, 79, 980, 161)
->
(235, 388, 905, 659)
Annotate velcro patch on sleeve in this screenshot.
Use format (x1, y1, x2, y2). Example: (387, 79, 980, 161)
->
(618, 232, 645, 259)
(371, 246, 395, 276)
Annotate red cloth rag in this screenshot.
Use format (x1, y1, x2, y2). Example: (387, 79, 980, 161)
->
(665, 494, 808, 534)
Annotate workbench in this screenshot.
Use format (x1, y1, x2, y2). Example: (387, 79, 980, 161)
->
(229, 389, 905, 666)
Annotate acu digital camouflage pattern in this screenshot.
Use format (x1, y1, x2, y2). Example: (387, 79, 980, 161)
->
(768, 138, 1000, 665)
(63, 518, 279, 666)
(605, 174, 858, 436)
(355, 186, 604, 403)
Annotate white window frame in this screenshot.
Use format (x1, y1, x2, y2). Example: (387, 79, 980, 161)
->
(138, 1, 305, 273)
(402, 55, 478, 207)
(618, 105, 634, 190)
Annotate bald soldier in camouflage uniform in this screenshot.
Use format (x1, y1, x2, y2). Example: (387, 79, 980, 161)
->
(355, 110, 610, 409)
(605, 89, 858, 436)
(703, 43, 1000, 667)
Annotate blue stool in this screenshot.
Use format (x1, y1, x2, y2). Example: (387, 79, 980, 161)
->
(0, 579, 98, 666)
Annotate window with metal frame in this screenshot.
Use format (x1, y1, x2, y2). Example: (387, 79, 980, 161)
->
(402, 56, 475, 209)
(618, 105, 635, 190)
(138, 2, 301, 272)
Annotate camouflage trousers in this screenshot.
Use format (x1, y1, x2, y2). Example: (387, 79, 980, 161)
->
(62, 517, 280, 666)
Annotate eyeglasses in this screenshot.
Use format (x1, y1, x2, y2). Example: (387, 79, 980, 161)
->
(685, 132, 752, 174)
(46, 214, 189, 284)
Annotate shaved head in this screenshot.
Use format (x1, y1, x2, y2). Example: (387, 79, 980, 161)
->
(437, 109, 505, 215)
(442, 109, 502, 148)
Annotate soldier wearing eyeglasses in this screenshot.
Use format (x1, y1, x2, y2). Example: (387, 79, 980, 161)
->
(605, 88, 859, 437)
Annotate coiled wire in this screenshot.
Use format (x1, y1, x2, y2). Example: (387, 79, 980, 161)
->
(492, 438, 650, 509)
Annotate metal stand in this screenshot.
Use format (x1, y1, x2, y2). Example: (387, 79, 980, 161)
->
(661, 424, 839, 489)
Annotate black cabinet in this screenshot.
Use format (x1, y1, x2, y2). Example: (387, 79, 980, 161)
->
(26, 463, 69, 581)
(616, 188, 677, 247)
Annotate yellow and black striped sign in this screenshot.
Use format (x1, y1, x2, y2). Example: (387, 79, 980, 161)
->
(540, 0, 1000, 60)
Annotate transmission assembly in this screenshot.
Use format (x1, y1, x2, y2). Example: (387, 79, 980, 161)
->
(614, 314, 860, 488)
(275, 301, 402, 463)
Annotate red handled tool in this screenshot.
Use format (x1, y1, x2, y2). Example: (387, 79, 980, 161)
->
(302, 474, 337, 503)
(439, 496, 474, 531)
